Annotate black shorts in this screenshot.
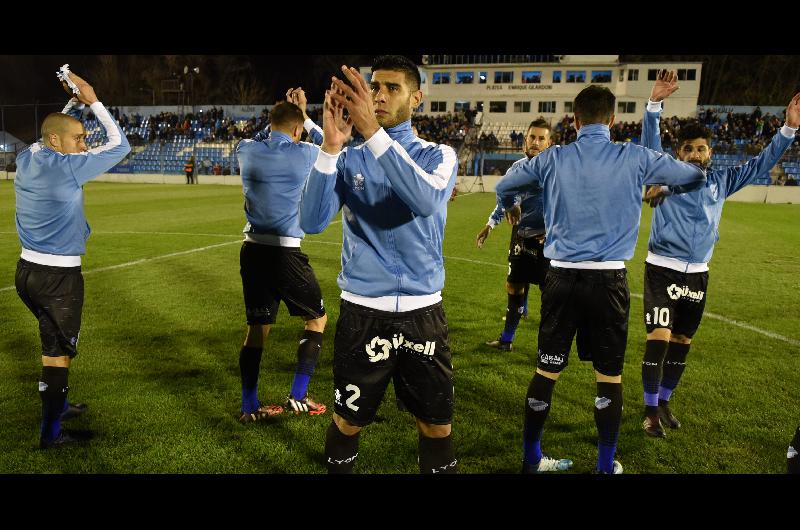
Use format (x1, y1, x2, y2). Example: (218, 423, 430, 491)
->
(537, 267, 630, 377)
(507, 225, 549, 286)
(239, 242, 325, 325)
(332, 299, 453, 427)
(15, 258, 84, 358)
(643, 262, 708, 338)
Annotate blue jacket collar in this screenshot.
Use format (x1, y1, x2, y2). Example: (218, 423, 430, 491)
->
(269, 131, 293, 143)
(385, 120, 414, 142)
(577, 123, 611, 141)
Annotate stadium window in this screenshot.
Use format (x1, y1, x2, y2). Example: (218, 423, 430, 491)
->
(591, 70, 612, 83)
(420, 72, 427, 85)
(566, 71, 586, 83)
(617, 102, 636, 114)
(552, 71, 562, 83)
(564, 101, 573, 113)
(648, 69, 659, 81)
(494, 71, 513, 83)
(476, 101, 484, 112)
(521, 71, 542, 84)
(431, 101, 447, 112)
(456, 72, 474, 84)
(538, 101, 556, 113)
(619, 70, 625, 82)
(479, 71, 487, 84)
(432, 72, 450, 85)
(454, 101, 471, 112)
(687, 69, 696, 80)
(513, 101, 531, 112)
(677, 69, 687, 80)
(628, 69, 639, 81)
(489, 101, 507, 113)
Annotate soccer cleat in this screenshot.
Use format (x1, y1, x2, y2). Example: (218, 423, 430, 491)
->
(594, 460, 624, 474)
(60, 402, 88, 421)
(658, 402, 681, 429)
(40, 429, 94, 449)
(239, 403, 284, 424)
(285, 394, 327, 416)
(521, 455, 573, 474)
(485, 338, 513, 352)
(643, 415, 667, 438)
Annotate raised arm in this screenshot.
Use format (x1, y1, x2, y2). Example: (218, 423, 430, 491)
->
(299, 88, 349, 234)
(641, 69, 678, 153)
(722, 92, 800, 196)
(63, 72, 130, 186)
(331, 65, 455, 217)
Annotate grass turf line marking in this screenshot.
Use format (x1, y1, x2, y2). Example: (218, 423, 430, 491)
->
(3, 233, 797, 347)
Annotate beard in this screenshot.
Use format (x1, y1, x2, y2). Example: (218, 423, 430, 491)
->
(376, 102, 411, 129)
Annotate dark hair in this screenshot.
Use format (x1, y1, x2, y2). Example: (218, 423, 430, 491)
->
(677, 121, 712, 146)
(528, 118, 551, 133)
(372, 55, 421, 91)
(574, 85, 615, 125)
(269, 101, 305, 129)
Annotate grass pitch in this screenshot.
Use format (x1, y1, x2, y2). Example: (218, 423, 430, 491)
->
(0, 180, 798, 474)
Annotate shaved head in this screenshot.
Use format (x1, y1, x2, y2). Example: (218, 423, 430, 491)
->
(41, 113, 87, 153)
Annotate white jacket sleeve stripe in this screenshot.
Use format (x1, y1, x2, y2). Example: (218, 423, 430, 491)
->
(87, 102, 122, 155)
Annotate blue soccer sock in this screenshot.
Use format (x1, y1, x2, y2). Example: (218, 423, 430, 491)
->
(594, 382, 623, 473)
(290, 330, 322, 400)
(239, 346, 263, 413)
(642, 340, 669, 415)
(523, 373, 556, 465)
(500, 293, 525, 343)
(659, 342, 690, 401)
(39, 366, 68, 444)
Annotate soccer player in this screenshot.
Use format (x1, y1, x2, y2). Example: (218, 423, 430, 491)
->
(639, 70, 800, 437)
(14, 70, 130, 448)
(300, 56, 458, 474)
(495, 85, 706, 474)
(477, 119, 552, 352)
(235, 100, 340, 422)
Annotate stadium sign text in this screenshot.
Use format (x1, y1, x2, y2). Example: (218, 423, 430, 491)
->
(488, 85, 553, 91)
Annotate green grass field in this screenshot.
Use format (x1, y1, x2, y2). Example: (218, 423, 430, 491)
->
(1, 180, 798, 474)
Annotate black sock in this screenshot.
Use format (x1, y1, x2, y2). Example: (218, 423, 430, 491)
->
(500, 293, 525, 343)
(595, 382, 623, 474)
(789, 426, 800, 474)
(660, 342, 691, 400)
(642, 340, 669, 416)
(523, 373, 556, 465)
(39, 366, 69, 443)
(325, 420, 360, 474)
(419, 433, 457, 474)
(290, 330, 323, 400)
(239, 346, 263, 413)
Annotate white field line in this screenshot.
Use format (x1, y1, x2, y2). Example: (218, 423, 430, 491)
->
(2, 231, 797, 347)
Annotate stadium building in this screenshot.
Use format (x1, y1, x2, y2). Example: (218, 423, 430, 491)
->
(416, 55, 703, 123)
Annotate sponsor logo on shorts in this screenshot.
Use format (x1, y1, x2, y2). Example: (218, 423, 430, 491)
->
(595, 397, 612, 410)
(538, 350, 565, 366)
(789, 445, 798, 459)
(353, 173, 365, 191)
(528, 398, 549, 412)
(365, 333, 436, 363)
(38, 381, 48, 392)
(513, 243, 522, 256)
(334, 388, 342, 406)
(667, 283, 704, 301)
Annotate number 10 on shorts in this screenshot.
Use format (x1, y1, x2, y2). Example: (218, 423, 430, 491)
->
(648, 306, 670, 327)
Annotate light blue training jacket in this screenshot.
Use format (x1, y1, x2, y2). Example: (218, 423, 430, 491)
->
(642, 105, 794, 267)
(300, 120, 457, 299)
(15, 99, 130, 256)
(495, 124, 706, 263)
